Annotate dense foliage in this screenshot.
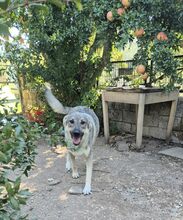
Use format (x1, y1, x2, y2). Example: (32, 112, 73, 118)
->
(0, 111, 41, 219)
(109, 0, 183, 89)
(1, 1, 182, 107)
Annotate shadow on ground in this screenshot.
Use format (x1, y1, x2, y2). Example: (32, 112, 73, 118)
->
(22, 136, 183, 220)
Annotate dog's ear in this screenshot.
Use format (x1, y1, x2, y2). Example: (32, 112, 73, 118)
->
(63, 115, 69, 127)
(86, 116, 94, 132)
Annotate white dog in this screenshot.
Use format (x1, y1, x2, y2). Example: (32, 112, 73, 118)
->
(45, 84, 99, 194)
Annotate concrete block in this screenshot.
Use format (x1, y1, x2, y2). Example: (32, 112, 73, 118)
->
(142, 126, 150, 137)
(159, 102, 171, 116)
(175, 102, 183, 117)
(113, 103, 126, 110)
(109, 109, 123, 121)
(144, 105, 151, 115)
(180, 118, 183, 130)
(131, 124, 136, 133)
(118, 122, 132, 133)
(149, 103, 161, 115)
(129, 104, 136, 112)
(109, 121, 132, 134)
(144, 114, 159, 127)
(173, 117, 181, 130)
(148, 127, 166, 139)
(159, 116, 169, 128)
(122, 110, 136, 123)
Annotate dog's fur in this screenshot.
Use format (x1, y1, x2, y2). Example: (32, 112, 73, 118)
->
(45, 84, 99, 194)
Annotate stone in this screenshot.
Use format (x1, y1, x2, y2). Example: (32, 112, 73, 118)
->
(48, 178, 61, 186)
(159, 147, 183, 160)
(68, 185, 83, 195)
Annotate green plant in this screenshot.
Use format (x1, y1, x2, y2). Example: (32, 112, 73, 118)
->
(110, 0, 183, 90)
(41, 106, 64, 147)
(0, 0, 82, 37)
(1, 0, 120, 106)
(0, 112, 41, 219)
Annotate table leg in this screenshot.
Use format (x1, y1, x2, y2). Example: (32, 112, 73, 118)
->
(166, 99, 178, 143)
(102, 93, 109, 144)
(136, 94, 145, 148)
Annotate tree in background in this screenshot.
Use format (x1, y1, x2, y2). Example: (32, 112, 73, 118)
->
(106, 0, 183, 89)
(1, 0, 121, 106)
(1, 0, 183, 107)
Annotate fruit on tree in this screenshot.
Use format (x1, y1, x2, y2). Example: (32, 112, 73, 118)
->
(136, 64, 146, 74)
(134, 28, 145, 37)
(107, 11, 113, 21)
(121, 0, 131, 8)
(117, 8, 125, 16)
(141, 73, 148, 80)
(157, 32, 168, 41)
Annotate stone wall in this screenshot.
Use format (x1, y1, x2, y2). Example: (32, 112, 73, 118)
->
(108, 95, 183, 142)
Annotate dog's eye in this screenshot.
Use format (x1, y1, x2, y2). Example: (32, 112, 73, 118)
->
(80, 120, 86, 125)
(69, 119, 74, 124)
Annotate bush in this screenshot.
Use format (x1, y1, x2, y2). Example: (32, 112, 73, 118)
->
(0, 112, 41, 219)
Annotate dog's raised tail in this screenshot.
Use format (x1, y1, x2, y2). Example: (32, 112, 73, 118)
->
(44, 83, 71, 114)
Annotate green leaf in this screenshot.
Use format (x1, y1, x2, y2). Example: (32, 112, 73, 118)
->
(10, 197, 20, 210)
(0, 151, 8, 163)
(14, 177, 21, 192)
(48, 0, 65, 10)
(0, 23, 9, 36)
(5, 181, 14, 195)
(74, 0, 83, 11)
(17, 196, 27, 205)
(0, 213, 10, 220)
(18, 189, 32, 197)
(0, 0, 10, 10)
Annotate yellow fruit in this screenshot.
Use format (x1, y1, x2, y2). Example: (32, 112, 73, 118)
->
(121, 0, 131, 8)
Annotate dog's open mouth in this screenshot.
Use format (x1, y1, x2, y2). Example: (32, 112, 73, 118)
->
(71, 129, 83, 146)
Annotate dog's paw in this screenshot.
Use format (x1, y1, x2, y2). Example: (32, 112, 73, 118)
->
(82, 185, 92, 195)
(72, 172, 79, 179)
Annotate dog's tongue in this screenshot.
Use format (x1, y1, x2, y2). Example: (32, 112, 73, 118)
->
(73, 137, 81, 145)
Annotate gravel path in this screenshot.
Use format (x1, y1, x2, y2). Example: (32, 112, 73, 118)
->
(22, 137, 183, 220)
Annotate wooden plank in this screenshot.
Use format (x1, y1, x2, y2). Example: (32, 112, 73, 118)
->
(136, 94, 145, 148)
(166, 99, 178, 143)
(145, 91, 179, 104)
(103, 91, 139, 104)
(102, 92, 110, 143)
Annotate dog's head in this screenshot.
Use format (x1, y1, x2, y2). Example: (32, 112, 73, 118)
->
(63, 112, 92, 149)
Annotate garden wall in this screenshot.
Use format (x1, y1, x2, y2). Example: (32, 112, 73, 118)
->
(108, 95, 183, 143)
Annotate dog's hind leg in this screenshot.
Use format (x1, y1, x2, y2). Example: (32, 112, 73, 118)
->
(83, 152, 93, 195)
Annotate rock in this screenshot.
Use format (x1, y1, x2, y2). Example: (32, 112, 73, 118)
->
(48, 178, 61, 186)
(68, 186, 83, 195)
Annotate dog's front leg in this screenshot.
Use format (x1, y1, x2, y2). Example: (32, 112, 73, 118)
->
(70, 153, 79, 179)
(83, 152, 93, 195)
(66, 152, 71, 172)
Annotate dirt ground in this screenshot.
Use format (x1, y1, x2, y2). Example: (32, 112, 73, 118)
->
(22, 136, 183, 220)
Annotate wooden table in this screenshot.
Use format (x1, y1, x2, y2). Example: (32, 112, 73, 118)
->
(102, 87, 179, 148)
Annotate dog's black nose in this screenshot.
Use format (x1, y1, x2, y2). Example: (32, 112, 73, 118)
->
(72, 129, 82, 137)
